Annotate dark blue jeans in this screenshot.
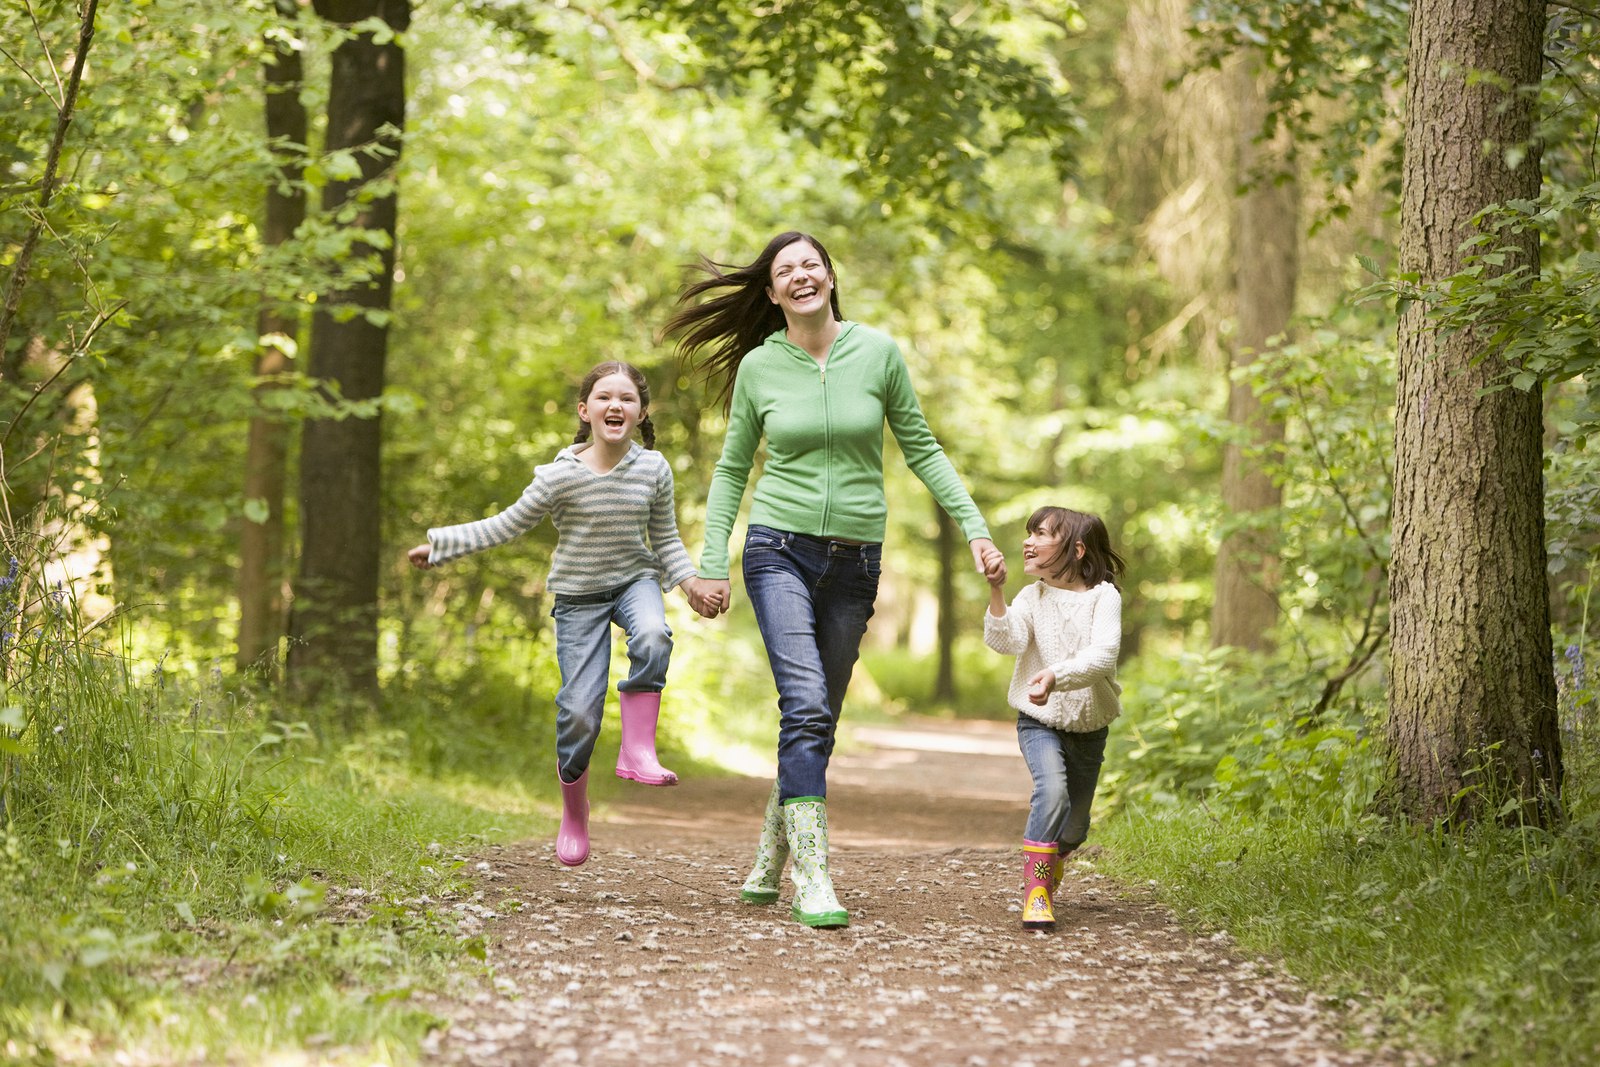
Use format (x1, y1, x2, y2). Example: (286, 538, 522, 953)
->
(1016, 716, 1108, 848)
(743, 525, 881, 802)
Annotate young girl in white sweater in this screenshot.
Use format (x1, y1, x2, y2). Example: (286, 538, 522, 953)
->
(983, 506, 1126, 931)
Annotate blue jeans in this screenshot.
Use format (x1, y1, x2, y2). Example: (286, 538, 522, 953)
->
(551, 576, 672, 782)
(1016, 716, 1109, 848)
(743, 525, 881, 802)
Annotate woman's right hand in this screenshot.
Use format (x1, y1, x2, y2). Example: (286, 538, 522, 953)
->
(697, 578, 732, 617)
(406, 543, 433, 570)
(680, 577, 724, 618)
(970, 537, 1007, 584)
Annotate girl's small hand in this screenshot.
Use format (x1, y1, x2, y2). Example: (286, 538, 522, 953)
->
(970, 538, 1007, 585)
(703, 578, 732, 617)
(407, 544, 434, 570)
(683, 577, 729, 618)
(1027, 669, 1055, 705)
(681, 578, 720, 619)
(966, 543, 1004, 585)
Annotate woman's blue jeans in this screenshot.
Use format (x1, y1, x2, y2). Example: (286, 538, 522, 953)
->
(743, 525, 881, 802)
(551, 575, 672, 782)
(1016, 715, 1109, 848)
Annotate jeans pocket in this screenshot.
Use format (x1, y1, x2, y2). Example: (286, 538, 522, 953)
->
(744, 527, 789, 555)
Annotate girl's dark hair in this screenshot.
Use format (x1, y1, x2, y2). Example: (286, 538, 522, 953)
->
(661, 231, 843, 411)
(1027, 506, 1126, 590)
(573, 360, 656, 449)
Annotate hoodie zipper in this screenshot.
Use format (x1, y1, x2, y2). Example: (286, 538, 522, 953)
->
(781, 331, 840, 532)
(819, 348, 831, 531)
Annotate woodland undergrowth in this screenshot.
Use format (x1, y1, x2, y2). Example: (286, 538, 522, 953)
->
(0, 554, 782, 1064)
(1094, 639, 1600, 1067)
(0, 572, 545, 1064)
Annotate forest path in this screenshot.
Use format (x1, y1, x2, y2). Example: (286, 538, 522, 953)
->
(419, 717, 1398, 1067)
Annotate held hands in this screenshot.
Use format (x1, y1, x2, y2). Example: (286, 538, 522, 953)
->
(1027, 669, 1056, 706)
(406, 543, 433, 570)
(970, 537, 1007, 586)
(681, 577, 731, 619)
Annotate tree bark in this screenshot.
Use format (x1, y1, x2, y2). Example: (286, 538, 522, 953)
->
(237, 0, 308, 678)
(1387, 0, 1561, 825)
(287, 0, 409, 703)
(1212, 59, 1294, 653)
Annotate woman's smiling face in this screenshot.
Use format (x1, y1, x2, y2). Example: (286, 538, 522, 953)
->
(766, 240, 833, 320)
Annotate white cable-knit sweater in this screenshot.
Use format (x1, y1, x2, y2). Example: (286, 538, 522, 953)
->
(983, 580, 1123, 731)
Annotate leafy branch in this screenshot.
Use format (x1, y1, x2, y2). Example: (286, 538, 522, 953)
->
(0, 0, 100, 371)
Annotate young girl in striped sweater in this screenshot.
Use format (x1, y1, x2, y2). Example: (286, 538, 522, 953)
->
(406, 361, 723, 867)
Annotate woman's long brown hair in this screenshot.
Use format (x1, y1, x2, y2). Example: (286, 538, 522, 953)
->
(660, 231, 843, 411)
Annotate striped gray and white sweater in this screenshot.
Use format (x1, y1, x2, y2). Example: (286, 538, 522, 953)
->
(426, 442, 698, 596)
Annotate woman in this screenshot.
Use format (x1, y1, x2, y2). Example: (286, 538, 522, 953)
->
(665, 230, 1006, 928)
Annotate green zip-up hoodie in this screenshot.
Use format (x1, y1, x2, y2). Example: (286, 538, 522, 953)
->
(698, 321, 990, 580)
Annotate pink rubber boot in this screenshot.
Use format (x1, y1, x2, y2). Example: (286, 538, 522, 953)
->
(1022, 840, 1058, 931)
(615, 691, 678, 786)
(556, 768, 590, 866)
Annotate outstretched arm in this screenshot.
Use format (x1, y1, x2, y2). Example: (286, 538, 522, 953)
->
(426, 470, 556, 566)
(983, 583, 1034, 655)
(882, 345, 994, 549)
(698, 369, 761, 582)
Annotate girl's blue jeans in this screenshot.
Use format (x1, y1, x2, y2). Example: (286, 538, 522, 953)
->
(742, 525, 881, 802)
(551, 575, 672, 782)
(1016, 715, 1109, 848)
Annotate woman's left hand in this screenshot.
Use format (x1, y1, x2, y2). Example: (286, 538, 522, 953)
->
(970, 538, 1006, 584)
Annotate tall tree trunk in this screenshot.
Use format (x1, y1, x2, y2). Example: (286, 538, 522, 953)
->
(287, 0, 409, 703)
(237, 0, 308, 678)
(1387, 0, 1560, 825)
(1212, 59, 1295, 653)
(934, 504, 957, 704)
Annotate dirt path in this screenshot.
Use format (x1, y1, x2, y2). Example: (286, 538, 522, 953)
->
(418, 718, 1400, 1066)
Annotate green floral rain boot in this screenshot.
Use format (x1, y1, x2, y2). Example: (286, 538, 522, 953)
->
(782, 797, 849, 929)
(740, 780, 789, 904)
